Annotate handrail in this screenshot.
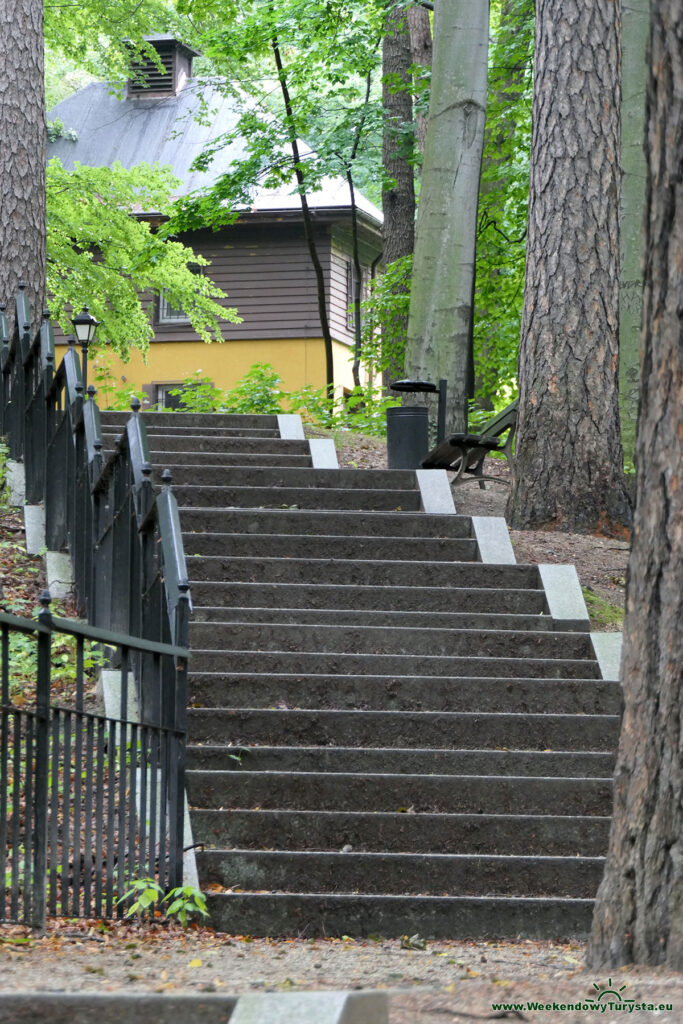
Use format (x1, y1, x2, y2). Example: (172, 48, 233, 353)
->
(0, 283, 192, 906)
(0, 608, 188, 659)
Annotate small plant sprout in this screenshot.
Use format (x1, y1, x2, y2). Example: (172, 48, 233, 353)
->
(162, 885, 210, 928)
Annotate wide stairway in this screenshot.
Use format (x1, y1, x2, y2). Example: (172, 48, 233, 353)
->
(100, 411, 620, 939)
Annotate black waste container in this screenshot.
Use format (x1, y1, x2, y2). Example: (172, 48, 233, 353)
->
(386, 405, 429, 470)
(386, 378, 447, 469)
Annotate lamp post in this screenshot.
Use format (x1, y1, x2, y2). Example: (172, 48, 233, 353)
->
(71, 305, 99, 391)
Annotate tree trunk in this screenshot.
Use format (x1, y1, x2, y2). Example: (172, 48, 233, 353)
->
(0, 0, 46, 325)
(618, 0, 651, 467)
(381, 4, 415, 385)
(405, 1, 489, 432)
(587, 0, 683, 969)
(406, 5, 432, 157)
(506, 0, 631, 533)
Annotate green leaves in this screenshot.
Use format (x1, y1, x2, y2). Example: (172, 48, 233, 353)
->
(47, 158, 239, 358)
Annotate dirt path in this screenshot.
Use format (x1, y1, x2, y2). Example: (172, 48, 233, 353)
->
(0, 924, 680, 1023)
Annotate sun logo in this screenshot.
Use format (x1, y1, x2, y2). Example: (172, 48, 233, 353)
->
(586, 979, 635, 1005)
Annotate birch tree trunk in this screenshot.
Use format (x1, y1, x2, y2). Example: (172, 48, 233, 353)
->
(588, 0, 683, 969)
(618, 0, 650, 467)
(0, 0, 47, 323)
(506, 0, 631, 533)
(404, 2, 489, 432)
(381, 4, 415, 384)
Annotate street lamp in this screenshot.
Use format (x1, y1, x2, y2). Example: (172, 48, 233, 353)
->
(71, 305, 99, 391)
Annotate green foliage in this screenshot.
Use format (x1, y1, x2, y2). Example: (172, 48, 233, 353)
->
(47, 158, 239, 359)
(162, 884, 210, 928)
(221, 364, 285, 415)
(118, 877, 209, 928)
(0, 440, 9, 506)
(170, 0, 387, 233)
(47, 119, 78, 143)
(581, 587, 625, 630)
(358, 255, 413, 380)
(167, 372, 225, 413)
(473, 0, 534, 407)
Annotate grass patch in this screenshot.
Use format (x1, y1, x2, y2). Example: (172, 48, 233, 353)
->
(581, 587, 625, 629)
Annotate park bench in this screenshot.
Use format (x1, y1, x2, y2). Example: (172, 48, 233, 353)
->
(420, 398, 518, 487)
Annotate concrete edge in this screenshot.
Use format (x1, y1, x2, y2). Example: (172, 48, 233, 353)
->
(590, 632, 623, 681)
(24, 504, 46, 554)
(45, 550, 74, 601)
(6, 459, 25, 505)
(0, 993, 239, 1024)
(230, 991, 388, 1024)
(98, 670, 199, 888)
(415, 469, 456, 514)
(471, 516, 516, 564)
(0, 991, 388, 1024)
(277, 413, 305, 440)
(309, 438, 339, 469)
(538, 564, 590, 626)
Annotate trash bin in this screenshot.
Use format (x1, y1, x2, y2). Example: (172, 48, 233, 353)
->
(386, 405, 429, 469)
(386, 378, 447, 469)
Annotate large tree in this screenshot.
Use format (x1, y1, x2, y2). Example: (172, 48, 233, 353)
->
(0, 0, 46, 321)
(506, 0, 631, 533)
(381, 4, 416, 383)
(588, 0, 682, 969)
(404, 1, 490, 431)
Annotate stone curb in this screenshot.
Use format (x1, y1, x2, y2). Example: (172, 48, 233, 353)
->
(0, 990, 387, 1024)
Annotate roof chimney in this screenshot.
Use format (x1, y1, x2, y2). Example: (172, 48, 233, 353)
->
(127, 37, 200, 97)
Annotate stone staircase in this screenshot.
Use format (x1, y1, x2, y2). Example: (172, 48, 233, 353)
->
(100, 410, 620, 939)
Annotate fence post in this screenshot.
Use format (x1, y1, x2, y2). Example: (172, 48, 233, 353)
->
(32, 591, 52, 931)
(169, 583, 189, 889)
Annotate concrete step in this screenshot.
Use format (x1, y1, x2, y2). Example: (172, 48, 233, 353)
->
(188, 708, 619, 750)
(187, 745, 616, 777)
(105, 434, 311, 455)
(173, 486, 422, 511)
(188, 673, 620, 715)
(186, 556, 540, 589)
(190, 607, 563, 631)
(147, 451, 313, 468)
(188, 622, 594, 660)
(198, 849, 605, 898)
(182, 533, 479, 562)
(191, 808, 611, 856)
(187, 770, 612, 816)
(189, 582, 548, 615)
(100, 411, 279, 430)
(188, 650, 600, 678)
(204, 892, 594, 939)
(173, 466, 418, 491)
(179, 507, 474, 538)
(100, 425, 280, 440)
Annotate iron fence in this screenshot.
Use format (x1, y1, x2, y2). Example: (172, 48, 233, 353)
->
(0, 282, 193, 927)
(0, 600, 188, 929)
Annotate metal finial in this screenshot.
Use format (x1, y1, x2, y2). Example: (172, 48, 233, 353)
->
(161, 469, 173, 486)
(42, 308, 50, 320)
(130, 396, 141, 413)
(141, 461, 152, 478)
(87, 384, 96, 399)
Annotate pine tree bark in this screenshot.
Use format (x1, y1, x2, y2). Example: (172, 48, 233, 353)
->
(406, 5, 432, 157)
(381, 4, 415, 384)
(587, 0, 683, 969)
(0, 0, 46, 324)
(506, 0, 632, 533)
(405, 1, 489, 431)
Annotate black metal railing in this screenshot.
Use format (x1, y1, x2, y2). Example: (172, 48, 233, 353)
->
(0, 283, 193, 925)
(0, 598, 188, 930)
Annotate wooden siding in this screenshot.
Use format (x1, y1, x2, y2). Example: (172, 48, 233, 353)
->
(51, 217, 383, 351)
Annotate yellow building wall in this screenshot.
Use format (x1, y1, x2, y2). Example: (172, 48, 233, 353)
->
(55, 337, 360, 408)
